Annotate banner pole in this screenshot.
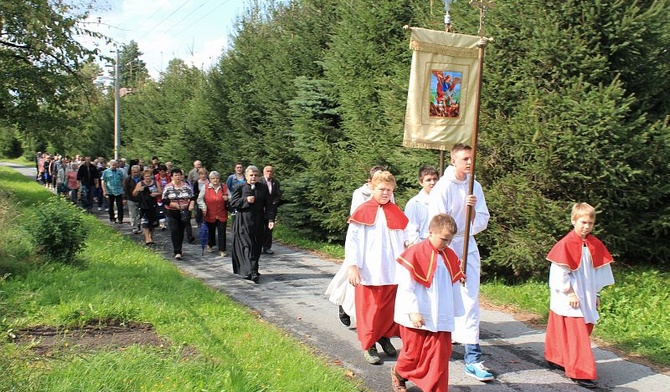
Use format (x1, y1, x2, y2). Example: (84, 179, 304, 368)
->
(460, 1, 493, 277)
(439, 0, 455, 173)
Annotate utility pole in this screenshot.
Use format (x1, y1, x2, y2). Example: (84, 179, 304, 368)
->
(113, 46, 121, 161)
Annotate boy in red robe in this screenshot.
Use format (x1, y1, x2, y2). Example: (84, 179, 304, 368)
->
(392, 214, 465, 392)
(345, 170, 408, 364)
(544, 203, 615, 389)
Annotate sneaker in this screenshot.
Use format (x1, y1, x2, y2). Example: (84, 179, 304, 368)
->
(378, 337, 397, 357)
(219, 251, 228, 257)
(263, 249, 274, 254)
(97, 207, 102, 211)
(363, 346, 382, 365)
(187, 236, 196, 244)
(464, 362, 494, 382)
(174, 254, 182, 260)
(338, 305, 351, 327)
(391, 366, 407, 392)
(206, 245, 213, 253)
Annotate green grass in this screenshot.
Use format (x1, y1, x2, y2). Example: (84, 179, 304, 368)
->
(479, 266, 670, 367)
(0, 166, 364, 391)
(2, 156, 32, 165)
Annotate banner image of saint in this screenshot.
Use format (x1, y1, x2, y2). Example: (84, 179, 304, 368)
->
(403, 28, 481, 151)
(430, 70, 462, 118)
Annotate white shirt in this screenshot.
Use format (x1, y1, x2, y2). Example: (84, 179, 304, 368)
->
(343, 208, 405, 285)
(404, 189, 431, 244)
(350, 183, 371, 215)
(428, 166, 489, 256)
(394, 256, 464, 332)
(549, 245, 614, 324)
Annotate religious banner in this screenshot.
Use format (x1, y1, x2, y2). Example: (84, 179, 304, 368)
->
(403, 27, 482, 151)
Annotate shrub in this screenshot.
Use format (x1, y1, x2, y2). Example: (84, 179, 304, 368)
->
(25, 198, 88, 263)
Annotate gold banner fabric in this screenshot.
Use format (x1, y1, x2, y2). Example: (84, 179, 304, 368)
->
(403, 27, 481, 151)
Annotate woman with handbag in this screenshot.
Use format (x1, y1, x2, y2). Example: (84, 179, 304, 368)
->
(134, 168, 162, 246)
(161, 168, 195, 260)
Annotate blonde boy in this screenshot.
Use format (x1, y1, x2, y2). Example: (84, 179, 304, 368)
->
(345, 170, 408, 364)
(545, 203, 615, 389)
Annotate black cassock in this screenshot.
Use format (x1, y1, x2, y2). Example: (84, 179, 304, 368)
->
(230, 182, 276, 277)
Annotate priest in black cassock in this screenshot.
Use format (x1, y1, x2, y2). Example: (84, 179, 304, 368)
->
(230, 165, 276, 283)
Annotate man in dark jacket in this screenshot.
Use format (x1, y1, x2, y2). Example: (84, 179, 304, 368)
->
(76, 156, 99, 212)
(258, 165, 281, 254)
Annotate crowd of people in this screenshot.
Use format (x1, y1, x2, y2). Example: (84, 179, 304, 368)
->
(34, 152, 281, 284)
(327, 143, 614, 392)
(35, 144, 614, 391)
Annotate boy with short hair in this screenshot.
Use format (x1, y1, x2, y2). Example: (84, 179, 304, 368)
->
(545, 203, 615, 389)
(345, 170, 408, 364)
(404, 165, 439, 247)
(392, 213, 465, 392)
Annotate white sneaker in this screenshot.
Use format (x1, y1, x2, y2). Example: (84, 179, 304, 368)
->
(97, 207, 102, 211)
(206, 245, 213, 253)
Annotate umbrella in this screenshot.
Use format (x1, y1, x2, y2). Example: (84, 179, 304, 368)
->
(199, 223, 209, 255)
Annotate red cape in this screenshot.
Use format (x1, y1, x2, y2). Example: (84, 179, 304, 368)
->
(546, 230, 613, 271)
(348, 198, 409, 230)
(397, 239, 464, 288)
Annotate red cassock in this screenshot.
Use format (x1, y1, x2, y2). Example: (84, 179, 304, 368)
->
(544, 230, 613, 380)
(545, 310, 596, 380)
(349, 199, 408, 350)
(395, 240, 464, 392)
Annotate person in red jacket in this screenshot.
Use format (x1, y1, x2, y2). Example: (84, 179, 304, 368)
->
(197, 171, 230, 257)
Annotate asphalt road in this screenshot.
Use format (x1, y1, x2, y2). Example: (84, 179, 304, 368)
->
(3, 162, 669, 392)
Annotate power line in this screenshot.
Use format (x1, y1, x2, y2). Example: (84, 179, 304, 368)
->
(174, 0, 233, 36)
(146, 0, 193, 33)
(163, 0, 211, 35)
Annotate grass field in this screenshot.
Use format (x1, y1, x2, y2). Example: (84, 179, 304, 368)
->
(0, 166, 364, 391)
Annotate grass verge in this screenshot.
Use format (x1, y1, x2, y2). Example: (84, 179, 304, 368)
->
(0, 166, 364, 391)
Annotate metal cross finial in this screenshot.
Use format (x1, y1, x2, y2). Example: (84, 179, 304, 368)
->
(469, 1, 495, 36)
(443, 0, 456, 32)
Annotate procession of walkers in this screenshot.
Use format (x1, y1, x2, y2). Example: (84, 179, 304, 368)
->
(35, 152, 281, 285)
(33, 144, 614, 391)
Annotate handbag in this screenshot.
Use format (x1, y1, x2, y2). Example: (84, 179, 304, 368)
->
(179, 209, 191, 223)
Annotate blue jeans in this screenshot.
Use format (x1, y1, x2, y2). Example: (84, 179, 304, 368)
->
(464, 343, 483, 365)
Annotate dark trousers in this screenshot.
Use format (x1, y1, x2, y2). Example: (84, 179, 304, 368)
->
(263, 221, 273, 251)
(166, 210, 187, 255)
(206, 219, 227, 251)
(107, 194, 124, 222)
(80, 185, 94, 210)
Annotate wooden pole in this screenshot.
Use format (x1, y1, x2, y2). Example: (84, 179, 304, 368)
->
(460, 1, 493, 276)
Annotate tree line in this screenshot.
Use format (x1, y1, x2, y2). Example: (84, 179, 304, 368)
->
(2, 0, 669, 280)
